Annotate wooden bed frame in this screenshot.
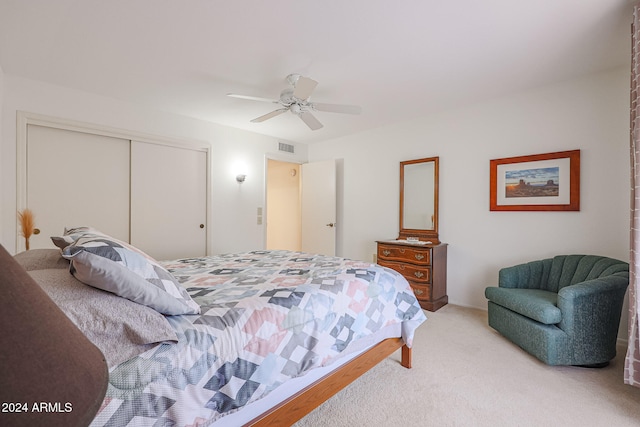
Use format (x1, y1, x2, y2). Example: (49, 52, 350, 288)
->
(247, 338, 411, 426)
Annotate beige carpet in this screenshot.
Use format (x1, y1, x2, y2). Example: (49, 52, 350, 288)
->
(294, 305, 640, 427)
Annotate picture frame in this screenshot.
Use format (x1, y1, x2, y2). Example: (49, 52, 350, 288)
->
(490, 149, 580, 211)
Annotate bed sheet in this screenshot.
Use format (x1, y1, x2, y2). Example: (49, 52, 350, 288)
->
(91, 250, 426, 426)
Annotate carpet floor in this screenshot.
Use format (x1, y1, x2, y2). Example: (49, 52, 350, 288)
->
(293, 304, 640, 427)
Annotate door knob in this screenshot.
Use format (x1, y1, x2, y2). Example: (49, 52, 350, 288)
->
(326, 223, 335, 228)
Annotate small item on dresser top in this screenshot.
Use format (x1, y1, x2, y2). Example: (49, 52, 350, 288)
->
(396, 239, 431, 245)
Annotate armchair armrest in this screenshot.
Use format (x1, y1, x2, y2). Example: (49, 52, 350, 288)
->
(558, 277, 628, 300)
(556, 276, 629, 361)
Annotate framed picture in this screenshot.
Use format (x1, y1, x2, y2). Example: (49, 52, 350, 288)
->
(490, 150, 580, 211)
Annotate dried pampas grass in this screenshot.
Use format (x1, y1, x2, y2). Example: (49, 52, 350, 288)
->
(18, 209, 35, 250)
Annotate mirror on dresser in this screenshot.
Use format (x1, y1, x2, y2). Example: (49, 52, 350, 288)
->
(399, 156, 439, 243)
(377, 156, 447, 311)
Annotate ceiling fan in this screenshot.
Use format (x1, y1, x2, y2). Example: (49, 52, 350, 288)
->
(227, 74, 362, 130)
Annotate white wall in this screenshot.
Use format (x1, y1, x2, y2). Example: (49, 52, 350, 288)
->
(0, 74, 308, 255)
(308, 67, 630, 314)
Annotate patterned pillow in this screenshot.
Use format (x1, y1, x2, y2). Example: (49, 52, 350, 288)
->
(51, 226, 105, 249)
(61, 233, 200, 315)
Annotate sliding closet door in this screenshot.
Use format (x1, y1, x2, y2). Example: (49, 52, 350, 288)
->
(26, 125, 130, 249)
(130, 141, 207, 260)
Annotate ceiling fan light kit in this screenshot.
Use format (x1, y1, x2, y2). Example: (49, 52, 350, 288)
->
(227, 74, 362, 131)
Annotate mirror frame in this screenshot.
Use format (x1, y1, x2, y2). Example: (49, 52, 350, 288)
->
(398, 156, 440, 244)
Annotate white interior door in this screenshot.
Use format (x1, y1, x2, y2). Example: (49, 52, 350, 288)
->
(25, 125, 130, 250)
(301, 159, 336, 256)
(130, 141, 207, 260)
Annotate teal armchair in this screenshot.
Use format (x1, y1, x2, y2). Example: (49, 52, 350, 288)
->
(485, 255, 629, 366)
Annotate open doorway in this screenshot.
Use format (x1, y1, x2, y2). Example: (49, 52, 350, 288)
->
(265, 159, 301, 251)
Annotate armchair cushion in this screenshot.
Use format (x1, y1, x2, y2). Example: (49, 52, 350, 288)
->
(484, 288, 560, 325)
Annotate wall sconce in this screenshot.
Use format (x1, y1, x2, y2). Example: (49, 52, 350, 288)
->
(232, 159, 248, 183)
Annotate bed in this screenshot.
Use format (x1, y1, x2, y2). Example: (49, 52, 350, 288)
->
(14, 228, 427, 426)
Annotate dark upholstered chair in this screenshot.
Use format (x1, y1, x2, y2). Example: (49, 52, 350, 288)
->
(485, 255, 629, 366)
(0, 245, 108, 426)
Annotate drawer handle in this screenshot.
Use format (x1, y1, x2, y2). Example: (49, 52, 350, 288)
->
(414, 254, 425, 260)
(382, 250, 391, 256)
(414, 271, 425, 278)
(413, 288, 424, 295)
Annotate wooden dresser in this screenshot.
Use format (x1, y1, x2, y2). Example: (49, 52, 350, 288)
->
(376, 240, 448, 311)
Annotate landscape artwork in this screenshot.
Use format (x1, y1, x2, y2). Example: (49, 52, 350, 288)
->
(489, 150, 580, 211)
(504, 166, 559, 198)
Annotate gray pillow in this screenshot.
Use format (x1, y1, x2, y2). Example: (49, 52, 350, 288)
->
(14, 248, 69, 271)
(61, 232, 200, 316)
(29, 269, 178, 367)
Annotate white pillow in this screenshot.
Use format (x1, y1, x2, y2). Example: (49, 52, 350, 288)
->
(61, 232, 200, 316)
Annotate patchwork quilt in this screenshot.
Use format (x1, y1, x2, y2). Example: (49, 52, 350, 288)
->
(91, 250, 426, 426)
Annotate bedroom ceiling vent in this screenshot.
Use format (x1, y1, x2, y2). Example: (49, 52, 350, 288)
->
(278, 142, 295, 153)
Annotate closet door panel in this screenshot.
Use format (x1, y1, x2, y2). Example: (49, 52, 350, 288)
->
(26, 125, 130, 249)
(130, 141, 207, 260)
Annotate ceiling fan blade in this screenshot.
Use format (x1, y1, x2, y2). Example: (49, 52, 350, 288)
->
(298, 111, 324, 130)
(251, 108, 289, 123)
(227, 93, 279, 104)
(312, 102, 362, 115)
(292, 76, 318, 100)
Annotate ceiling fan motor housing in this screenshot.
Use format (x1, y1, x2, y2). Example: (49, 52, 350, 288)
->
(227, 73, 361, 130)
(280, 88, 310, 115)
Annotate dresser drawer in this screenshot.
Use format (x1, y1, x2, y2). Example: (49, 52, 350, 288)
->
(407, 282, 431, 300)
(377, 244, 431, 265)
(378, 260, 431, 283)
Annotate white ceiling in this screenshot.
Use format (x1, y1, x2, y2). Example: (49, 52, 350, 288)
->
(0, 0, 634, 144)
